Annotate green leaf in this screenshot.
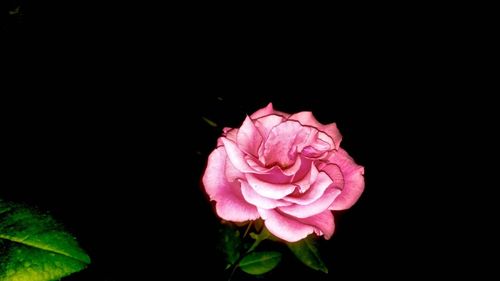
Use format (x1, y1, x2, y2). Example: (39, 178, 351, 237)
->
(239, 251, 282, 275)
(288, 236, 328, 273)
(218, 224, 241, 268)
(0, 200, 90, 281)
(201, 116, 218, 127)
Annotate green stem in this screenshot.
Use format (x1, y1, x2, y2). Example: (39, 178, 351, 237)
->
(246, 227, 270, 253)
(242, 221, 253, 239)
(228, 264, 239, 281)
(227, 225, 270, 281)
(246, 240, 261, 253)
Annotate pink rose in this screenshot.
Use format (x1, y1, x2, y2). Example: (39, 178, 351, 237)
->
(203, 103, 364, 242)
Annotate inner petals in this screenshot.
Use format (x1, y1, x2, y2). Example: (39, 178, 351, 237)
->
(221, 137, 253, 173)
(261, 120, 315, 168)
(292, 163, 319, 194)
(253, 166, 294, 184)
(288, 111, 343, 148)
(284, 169, 333, 205)
(254, 114, 284, 142)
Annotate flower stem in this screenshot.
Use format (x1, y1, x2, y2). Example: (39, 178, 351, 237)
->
(228, 264, 239, 281)
(242, 221, 253, 239)
(246, 227, 271, 253)
(227, 223, 271, 280)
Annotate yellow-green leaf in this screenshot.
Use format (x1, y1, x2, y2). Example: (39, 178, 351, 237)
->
(0, 200, 90, 281)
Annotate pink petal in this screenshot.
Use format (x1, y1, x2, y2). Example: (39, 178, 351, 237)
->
(224, 127, 238, 141)
(250, 165, 294, 184)
(221, 137, 254, 173)
(250, 103, 274, 119)
(240, 181, 292, 209)
(320, 163, 345, 189)
(222, 139, 278, 175)
(273, 110, 291, 118)
(245, 173, 296, 199)
(278, 187, 341, 218)
(254, 114, 285, 146)
(301, 138, 331, 159)
(202, 147, 260, 222)
(245, 157, 279, 174)
(237, 116, 263, 157)
(254, 156, 313, 186)
(292, 162, 318, 193)
(284, 169, 332, 205)
(289, 111, 342, 148)
(224, 158, 245, 183)
(203, 147, 228, 199)
(290, 157, 314, 183)
(215, 193, 261, 222)
(281, 155, 303, 176)
(258, 208, 315, 242)
(298, 210, 335, 239)
(316, 132, 335, 151)
(328, 148, 365, 210)
(217, 128, 238, 146)
(261, 121, 313, 168)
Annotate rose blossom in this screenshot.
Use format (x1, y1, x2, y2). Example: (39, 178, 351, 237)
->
(203, 103, 364, 242)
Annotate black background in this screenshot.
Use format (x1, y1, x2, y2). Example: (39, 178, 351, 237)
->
(1, 94, 474, 280)
(2, 3, 490, 280)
